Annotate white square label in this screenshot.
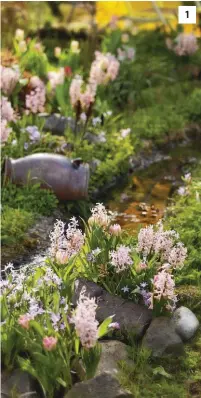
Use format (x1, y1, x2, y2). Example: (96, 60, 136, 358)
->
(178, 6, 197, 24)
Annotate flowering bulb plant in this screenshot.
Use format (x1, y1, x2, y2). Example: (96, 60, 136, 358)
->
(77, 204, 187, 316)
(58, 40, 81, 72)
(1, 256, 114, 396)
(166, 33, 198, 57)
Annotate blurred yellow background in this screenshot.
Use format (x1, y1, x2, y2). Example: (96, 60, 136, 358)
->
(96, 1, 200, 35)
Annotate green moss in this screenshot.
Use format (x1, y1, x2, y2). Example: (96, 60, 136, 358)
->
(2, 182, 58, 216)
(166, 170, 201, 284)
(119, 331, 201, 398)
(1, 207, 34, 246)
(187, 89, 201, 122)
(1, 182, 58, 249)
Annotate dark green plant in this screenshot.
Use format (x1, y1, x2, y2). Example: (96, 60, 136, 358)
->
(187, 88, 201, 121)
(2, 182, 58, 216)
(1, 206, 34, 246)
(19, 42, 48, 78)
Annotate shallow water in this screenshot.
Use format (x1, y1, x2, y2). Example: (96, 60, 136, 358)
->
(5, 142, 200, 271)
(107, 143, 201, 234)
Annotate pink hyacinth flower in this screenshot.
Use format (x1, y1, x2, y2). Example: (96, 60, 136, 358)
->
(109, 224, 122, 236)
(43, 336, 58, 351)
(18, 314, 32, 330)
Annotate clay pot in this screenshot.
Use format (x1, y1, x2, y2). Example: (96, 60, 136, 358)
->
(3, 153, 89, 201)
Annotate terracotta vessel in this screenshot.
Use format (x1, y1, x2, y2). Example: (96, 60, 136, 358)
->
(3, 153, 89, 200)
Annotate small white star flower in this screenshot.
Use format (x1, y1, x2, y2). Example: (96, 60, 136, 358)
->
(121, 286, 130, 293)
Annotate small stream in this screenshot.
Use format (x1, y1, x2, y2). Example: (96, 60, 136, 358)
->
(3, 142, 201, 270)
(106, 143, 201, 233)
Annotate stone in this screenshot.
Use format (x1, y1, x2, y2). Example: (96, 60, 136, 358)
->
(42, 114, 80, 135)
(72, 278, 104, 305)
(65, 371, 132, 398)
(84, 132, 106, 144)
(142, 317, 184, 357)
(171, 306, 199, 341)
(72, 278, 152, 338)
(97, 291, 152, 338)
(1, 369, 39, 397)
(96, 341, 132, 376)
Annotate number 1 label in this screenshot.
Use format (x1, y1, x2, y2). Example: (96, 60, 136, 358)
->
(178, 6, 196, 24)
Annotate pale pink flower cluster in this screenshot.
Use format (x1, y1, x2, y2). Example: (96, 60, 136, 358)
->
(1, 96, 15, 122)
(167, 33, 198, 56)
(1, 96, 15, 143)
(25, 76, 46, 114)
(110, 245, 133, 273)
(18, 313, 33, 330)
(71, 288, 99, 348)
(137, 225, 155, 257)
(153, 224, 178, 259)
(48, 68, 65, 91)
(109, 322, 120, 329)
(43, 336, 58, 351)
(29, 76, 44, 90)
(89, 51, 120, 90)
(49, 219, 65, 258)
(0, 66, 20, 96)
(120, 128, 131, 138)
(1, 119, 12, 143)
(88, 203, 111, 228)
(151, 269, 177, 312)
(65, 217, 85, 256)
(55, 250, 69, 265)
(167, 243, 187, 269)
(178, 186, 188, 196)
(69, 75, 95, 111)
(184, 172, 191, 183)
(109, 224, 122, 236)
(137, 223, 186, 269)
(117, 47, 135, 61)
(49, 218, 84, 261)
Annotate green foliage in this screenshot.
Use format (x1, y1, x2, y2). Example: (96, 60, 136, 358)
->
(20, 45, 48, 78)
(2, 182, 58, 216)
(101, 29, 122, 54)
(166, 170, 201, 285)
(1, 182, 58, 247)
(1, 207, 34, 246)
(1, 261, 114, 396)
(119, 334, 201, 398)
(131, 104, 186, 143)
(187, 88, 201, 121)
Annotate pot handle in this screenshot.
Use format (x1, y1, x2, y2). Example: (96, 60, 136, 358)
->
(72, 158, 83, 169)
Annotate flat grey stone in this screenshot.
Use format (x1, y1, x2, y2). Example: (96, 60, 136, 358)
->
(1, 369, 38, 397)
(72, 278, 152, 338)
(142, 317, 184, 357)
(42, 114, 80, 135)
(171, 306, 199, 341)
(65, 371, 132, 398)
(96, 341, 132, 376)
(97, 290, 152, 338)
(84, 132, 106, 144)
(72, 278, 104, 305)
